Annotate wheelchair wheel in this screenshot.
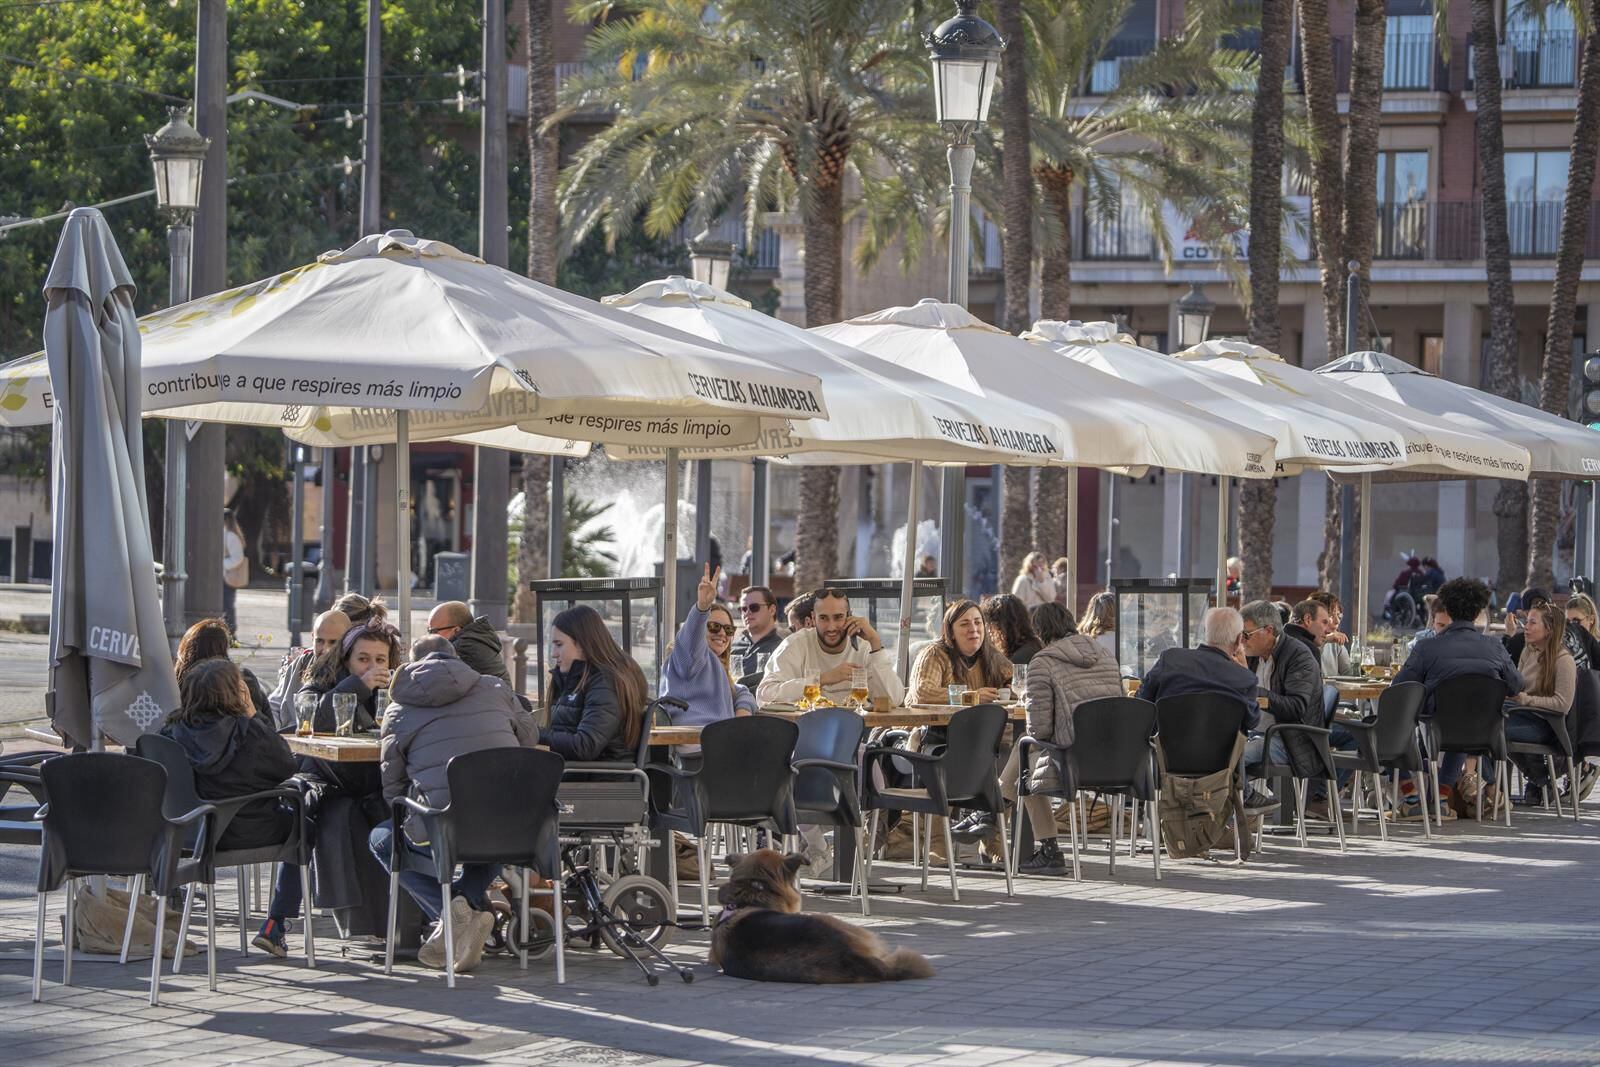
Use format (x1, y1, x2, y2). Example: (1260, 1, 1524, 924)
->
(599, 874, 675, 957)
(509, 904, 557, 961)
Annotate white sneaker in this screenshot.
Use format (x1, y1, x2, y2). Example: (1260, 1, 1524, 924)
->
(455, 907, 495, 973)
(446, 897, 478, 972)
(418, 917, 448, 969)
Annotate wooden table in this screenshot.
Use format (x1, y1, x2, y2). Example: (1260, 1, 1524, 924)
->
(1331, 677, 1391, 702)
(756, 704, 1027, 728)
(285, 725, 710, 763)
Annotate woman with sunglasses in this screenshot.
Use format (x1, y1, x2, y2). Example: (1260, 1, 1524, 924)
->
(661, 562, 758, 730)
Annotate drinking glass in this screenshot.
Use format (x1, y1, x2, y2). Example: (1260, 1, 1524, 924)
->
(1011, 663, 1028, 701)
(960, 689, 981, 706)
(849, 667, 870, 711)
(947, 683, 968, 706)
(294, 691, 317, 737)
(801, 671, 822, 710)
(331, 692, 358, 737)
(373, 688, 390, 729)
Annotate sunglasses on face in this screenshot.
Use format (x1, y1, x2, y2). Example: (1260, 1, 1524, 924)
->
(739, 602, 771, 613)
(706, 622, 738, 636)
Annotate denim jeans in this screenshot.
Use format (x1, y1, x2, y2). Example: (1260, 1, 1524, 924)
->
(367, 819, 499, 923)
(1481, 709, 1560, 786)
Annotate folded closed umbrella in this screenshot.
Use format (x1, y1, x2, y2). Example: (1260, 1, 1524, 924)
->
(44, 209, 180, 747)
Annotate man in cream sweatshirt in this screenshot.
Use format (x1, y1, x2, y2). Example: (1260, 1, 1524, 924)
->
(757, 589, 905, 707)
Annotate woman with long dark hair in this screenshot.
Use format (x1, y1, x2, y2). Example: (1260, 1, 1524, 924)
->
(176, 617, 270, 718)
(1487, 600, 1577, 810)
(983, 594, 1042, 665)
(543, 604, 648, 762)
(908, 598, 1013, 706)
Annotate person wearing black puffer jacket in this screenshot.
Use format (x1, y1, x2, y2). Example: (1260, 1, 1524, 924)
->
(542, 604, 647, 764)
(161, 658, 297, 851)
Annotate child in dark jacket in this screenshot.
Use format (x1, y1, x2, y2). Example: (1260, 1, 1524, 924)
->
(162, 658, 298, 851)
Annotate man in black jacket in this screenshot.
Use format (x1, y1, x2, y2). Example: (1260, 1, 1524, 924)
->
(426, 601, 510, 683)
(1240, 599, 1328, 814)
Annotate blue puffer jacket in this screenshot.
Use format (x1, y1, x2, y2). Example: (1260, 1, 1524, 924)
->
(1391, 621, 1525, 715)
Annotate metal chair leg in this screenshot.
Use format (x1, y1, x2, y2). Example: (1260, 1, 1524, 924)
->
(236, 867, 250, 955)
(1373, 773, 1388, 842)
(553, 875, 565, 985)
(516, 868, 529, 971)
(119, 872, 143, 965)
(941, 815, 960, 901)
(205, 882, 218, 992)
(1108, 796, 1119, 876)
(1149, 798, 1162, 881)
(62, 878, 75, 988)
(383, 871, 399, 976)
(300, 864, 317, 968)
(854, 827, 870, 917)
(1571, 757, 1583, 823)
(920, 814, 931, 892)
(1502, 760, 1512, 827)
(1294, 780, 1308, 848)
(864, 811, 881, 885)
(1010, 801, 1024, 877)
(440, 873, 457, 990)
(1128, 797, 1138, 858)
(174, 882, 197, 975)
(697, 836, 711, 926)
(32, 891, 46, 1002)
(995, 809, 1014, 897)
(148, 884, 166, 1007)
(1350, 774, 1362, 837)
(1329, 779, 1347, 853)
(1547, 756, 1563, 818)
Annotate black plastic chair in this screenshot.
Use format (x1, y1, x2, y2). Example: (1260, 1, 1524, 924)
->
(383, 746, 566, 988)
(1069, 697, 1160, 879)
(1154, 693, 1251, 862)
(647, 716, 799, 923)
(1330, 681, 1436, 841)
(862, 704, 1013, 900)
(1505, 702, 1580, 823)
(33, 753, 214, 1006)
(132, 733, 314, 969)
(0, 752, 49, 848)
(792, 708, 868, 914)
(1257, 717, 1347, 853)
(1429, 676, 1512, 826)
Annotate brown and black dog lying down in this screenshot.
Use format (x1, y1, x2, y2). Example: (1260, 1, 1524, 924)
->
(711, 850, 935, 983)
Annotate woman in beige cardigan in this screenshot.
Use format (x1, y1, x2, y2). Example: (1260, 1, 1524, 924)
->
(1492, 601, 1575, 808)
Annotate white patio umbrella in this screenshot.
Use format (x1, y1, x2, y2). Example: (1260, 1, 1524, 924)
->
(603, 278, 1082, 674)
(1316, 350, 1600, 479)
(43, 208, 180, 747)
(1178, 339, 1530, 640)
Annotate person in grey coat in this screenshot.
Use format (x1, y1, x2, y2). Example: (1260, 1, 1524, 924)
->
(366, 636, 538, 973)
(1239, 599, 1327, 808)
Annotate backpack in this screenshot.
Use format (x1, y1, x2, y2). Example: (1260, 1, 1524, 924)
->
(1155, 733, 1251, 860)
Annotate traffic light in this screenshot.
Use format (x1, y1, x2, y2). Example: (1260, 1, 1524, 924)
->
(1583, 353, 1600, 431)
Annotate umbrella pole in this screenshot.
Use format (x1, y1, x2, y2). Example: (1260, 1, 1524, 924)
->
(1357, 473, 1372, 648)
(1065, 467, 1079, 609)
(663, 449, 680, 633)
(897, 460, 923, 681)
(1215, 475, 1230, 606)
(397, 411, 411, 649)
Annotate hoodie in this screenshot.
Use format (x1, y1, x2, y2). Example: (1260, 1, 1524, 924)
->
(379, 653, 538, 810)
(450, 615, 511, 683)
(160, 712, 297, 850)
(1023, 634, 1124, 790)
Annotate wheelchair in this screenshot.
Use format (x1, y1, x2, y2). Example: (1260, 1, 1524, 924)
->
(487, 702, 693, 986)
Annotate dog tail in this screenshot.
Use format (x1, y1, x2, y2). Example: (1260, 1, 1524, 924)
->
(882, 948, 935, 981)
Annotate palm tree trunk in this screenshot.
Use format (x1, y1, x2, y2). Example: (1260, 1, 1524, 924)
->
(515, 0, 557, 622)
(1036, 164, 1074, 321)
(1298, 0, 1348, 364)
(1528, 2, 1600, 589)
(1472, 0, 1530, 599)
(1031, 468, 1068, 569)
(996, 0, 1035, 592)
(794, 164, 846, 593)
(1239, 0, 1293, 603)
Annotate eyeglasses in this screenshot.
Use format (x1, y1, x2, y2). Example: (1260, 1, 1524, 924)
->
(705, 622, 738, 636)
(738, 602, 771, 613)
(1241, 627, 1264, 640)
(427, 625, 460, 636)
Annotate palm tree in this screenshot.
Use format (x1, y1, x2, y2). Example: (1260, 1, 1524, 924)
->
(514, 0, 559, 622)
(1016, 0, 1257, 579)
(1304, 0, 1387, 592)
(1528, 0, 1600, 588)
(558, 0, 940, 593)
(997, 0, 1035, 587)
(1471, 0, 1531, 598)
(1239, 0, 1295, 604)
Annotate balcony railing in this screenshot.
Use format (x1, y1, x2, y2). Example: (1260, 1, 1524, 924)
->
(671, 218, 780, 272)
(1080, 211, 1157, 260)
(1087, 38, 1157, 95)
(1374, 200, 1600, 260)
(1331, 34, 1448, 92)
(1466, 31, 1582, 90)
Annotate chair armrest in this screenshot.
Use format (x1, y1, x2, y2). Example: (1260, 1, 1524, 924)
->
(791, 757, 859, 773)
(32, 803, 48, 820)
(169, 802, 219, 827)
(397, 796, 444, 819)
(643, 761, 699, 783)
(862, 745, 939, 765)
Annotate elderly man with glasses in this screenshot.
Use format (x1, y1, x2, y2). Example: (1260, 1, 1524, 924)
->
(1239, 598, 1328, 817)
(730, 585, 785, 687)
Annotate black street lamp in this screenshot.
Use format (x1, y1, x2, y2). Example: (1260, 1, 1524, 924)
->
(687, 228, 735, 291)
(1174, 281, 1216, 350)
(146, 107, 209, 643)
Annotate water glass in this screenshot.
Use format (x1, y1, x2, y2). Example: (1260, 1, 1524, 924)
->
(331, 692, 358, 736)
(294, 691, 318, 737)
(947, 683, 968, 706)
(1011, 662, 1028, 698)
(373, 688, 390, 728)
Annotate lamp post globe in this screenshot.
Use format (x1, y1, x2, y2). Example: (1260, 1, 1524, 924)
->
(925, 0, 1004, 131)
(687, 228, 735, 292)
(1175, 281, 1216, 350)
(145, 106, 210, 219)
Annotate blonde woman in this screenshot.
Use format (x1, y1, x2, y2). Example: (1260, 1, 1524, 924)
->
(1566, 593, 1598, 639)
(1079, 591, 1118, 658)
(1010, 551, 1057, 610)
(661, 563, 757, 726)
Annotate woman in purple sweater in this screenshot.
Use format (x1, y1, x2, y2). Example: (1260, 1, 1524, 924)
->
(661, 563, 758, 727)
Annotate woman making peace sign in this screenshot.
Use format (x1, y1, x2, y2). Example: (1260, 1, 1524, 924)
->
(660, 562, 759, 729)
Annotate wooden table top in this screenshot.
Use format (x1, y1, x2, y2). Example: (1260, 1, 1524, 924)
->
(756, 703, 1027, 728)
(1330, 677, 1391, 700)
